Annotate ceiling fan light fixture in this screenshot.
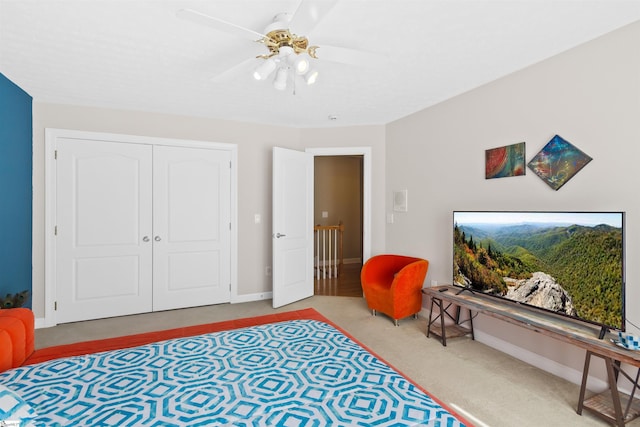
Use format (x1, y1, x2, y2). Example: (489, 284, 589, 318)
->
(253, 58, 277, 80)
(273, 67, 288, 90)
(304, 69, 319, 85)
(292, 55, 310, 75)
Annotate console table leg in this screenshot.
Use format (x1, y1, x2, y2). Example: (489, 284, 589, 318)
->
(439, 299, 447, 346)
(426, 297, 448, 345)
(577, 350, 592, 415)
(605, 356, 625, 426)
(427, 298, 435, 338)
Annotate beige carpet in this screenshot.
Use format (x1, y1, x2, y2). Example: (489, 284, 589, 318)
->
(35, 295, 638, 427)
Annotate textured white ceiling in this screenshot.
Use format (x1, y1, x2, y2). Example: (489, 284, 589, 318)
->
(1, 0, 639, 128)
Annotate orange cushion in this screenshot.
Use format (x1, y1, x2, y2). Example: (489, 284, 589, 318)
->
(0, 329, 12, 372)
(0, 308, 35, 357)
(0, 317, 26, 368)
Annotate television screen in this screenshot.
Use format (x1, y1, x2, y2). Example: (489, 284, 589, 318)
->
(453, 211, 625, 332)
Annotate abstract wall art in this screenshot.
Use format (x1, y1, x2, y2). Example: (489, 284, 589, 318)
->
(527, 134, 592, 191)
(485, 142, 526, 179)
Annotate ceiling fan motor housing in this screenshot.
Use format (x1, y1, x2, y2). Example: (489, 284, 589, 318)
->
(263, 30, 313, 57)
(260, 13, 317, 59)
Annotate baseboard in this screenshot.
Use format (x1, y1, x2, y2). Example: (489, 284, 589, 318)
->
(36, 294, 273, 328)
(420, 307, 610, 393)
(475, 330, 610, 390)
(35, 317, 48, 329)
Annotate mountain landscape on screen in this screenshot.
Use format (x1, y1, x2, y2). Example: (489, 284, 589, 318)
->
(453, 212, 624, 330)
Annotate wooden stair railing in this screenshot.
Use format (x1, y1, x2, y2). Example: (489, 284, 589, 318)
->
(314, 223, 344, 279)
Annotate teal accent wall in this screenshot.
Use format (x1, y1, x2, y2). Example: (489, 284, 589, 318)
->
(0, 73, 33, 308)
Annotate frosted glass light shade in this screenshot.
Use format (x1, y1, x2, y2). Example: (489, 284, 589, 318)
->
(305, 69, 318, 85)
(253, 59, 277, 80)
(273, 68, 288, 90)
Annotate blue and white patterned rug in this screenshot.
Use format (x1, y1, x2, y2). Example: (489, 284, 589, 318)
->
(0, 319, 466, 426)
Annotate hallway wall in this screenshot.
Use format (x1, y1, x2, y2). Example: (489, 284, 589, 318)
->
(314, 155, 363, 261)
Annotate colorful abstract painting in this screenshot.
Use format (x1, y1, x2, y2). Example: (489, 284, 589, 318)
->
(485, 142, 526, 179)
(527, 135, 592, 191)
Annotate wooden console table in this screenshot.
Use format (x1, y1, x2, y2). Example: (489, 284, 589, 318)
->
(423, 285, 640, 426)
(426, 290, 474, 346)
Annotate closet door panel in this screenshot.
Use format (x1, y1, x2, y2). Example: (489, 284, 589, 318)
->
(55, 139, 153, 323)
(152, 146, 231, 311)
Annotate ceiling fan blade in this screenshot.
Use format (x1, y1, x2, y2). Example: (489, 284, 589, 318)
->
(177, 8, 266, 41)
(211, 57, 259, 83)
(315, 45, 386, 66)
(289, 0, 339, 35)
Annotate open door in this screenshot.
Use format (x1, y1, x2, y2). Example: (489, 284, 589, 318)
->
(272, 147, 314, 308)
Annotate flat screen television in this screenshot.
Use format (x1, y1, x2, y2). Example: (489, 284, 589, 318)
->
(453, 211, 625, 337)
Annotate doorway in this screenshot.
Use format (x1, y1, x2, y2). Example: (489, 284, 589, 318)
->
(308, 148, 370, 297)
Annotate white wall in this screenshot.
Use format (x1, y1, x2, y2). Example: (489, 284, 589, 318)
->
(31, 104, 386, 317)
(386, 21, 640, 387)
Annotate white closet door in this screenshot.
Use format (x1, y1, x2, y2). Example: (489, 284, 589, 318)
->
(56, 139, 153, 323)
(152, 146, 231, 311)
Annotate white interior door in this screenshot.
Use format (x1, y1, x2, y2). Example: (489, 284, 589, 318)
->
(272, 147, 314, 308)
(55, 139, 153, 323)
(152, 145, 231, 311)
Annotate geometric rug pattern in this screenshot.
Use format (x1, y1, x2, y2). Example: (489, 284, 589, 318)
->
(1, 320, 467, 426)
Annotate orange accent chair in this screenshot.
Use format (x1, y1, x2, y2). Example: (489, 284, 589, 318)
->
(361, 255, 429, 326)
(0, 308, 35, 372)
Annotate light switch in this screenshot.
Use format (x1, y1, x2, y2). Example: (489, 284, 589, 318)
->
(254, 214, 261, 224)
(322, 211, 328, 218)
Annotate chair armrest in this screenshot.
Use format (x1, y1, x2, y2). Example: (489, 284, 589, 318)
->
(390, 259, 429, 293)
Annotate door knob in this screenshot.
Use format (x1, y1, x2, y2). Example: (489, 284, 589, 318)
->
(142, 236, 150, 242)
(275, 233, 286, 238)
(154, 236, 162, 241)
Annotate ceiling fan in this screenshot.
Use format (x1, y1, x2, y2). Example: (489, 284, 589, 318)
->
(177, 0, 378, 91)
